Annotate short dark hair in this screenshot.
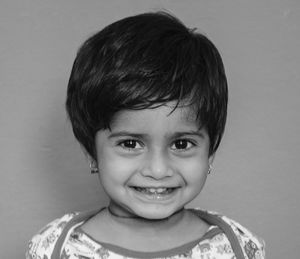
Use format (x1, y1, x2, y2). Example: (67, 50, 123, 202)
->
(66, 12, 228, 159)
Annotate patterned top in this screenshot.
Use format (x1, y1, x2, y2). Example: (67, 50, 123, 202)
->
(26, 208, 265, 259)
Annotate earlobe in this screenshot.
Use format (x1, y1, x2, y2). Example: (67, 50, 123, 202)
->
(89, 159, 99, 174)
(208, 164, 213, 174)
(207, 153, 215, 174)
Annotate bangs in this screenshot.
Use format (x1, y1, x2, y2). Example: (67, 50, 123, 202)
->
(92, 34, 214, 127)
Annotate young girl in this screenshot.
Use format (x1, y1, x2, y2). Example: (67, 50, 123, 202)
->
(26, 12, 265, 259)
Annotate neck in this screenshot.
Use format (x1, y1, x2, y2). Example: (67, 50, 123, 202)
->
(105, 204, 186, 232)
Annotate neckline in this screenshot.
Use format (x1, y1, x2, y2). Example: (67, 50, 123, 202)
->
(74, 208, 223, 258)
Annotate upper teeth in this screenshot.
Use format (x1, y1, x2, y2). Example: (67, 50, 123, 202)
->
(149, 188, 167, 193)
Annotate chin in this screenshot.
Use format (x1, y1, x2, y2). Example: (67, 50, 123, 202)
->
(135, 207, 181, 220)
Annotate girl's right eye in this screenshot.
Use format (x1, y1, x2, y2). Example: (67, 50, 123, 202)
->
(118, 139, 143, 150)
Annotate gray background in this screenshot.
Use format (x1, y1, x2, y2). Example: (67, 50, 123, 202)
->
(1, 0, 299, 258)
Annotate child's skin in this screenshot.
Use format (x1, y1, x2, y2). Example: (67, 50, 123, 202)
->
(81, 102, 214, 251)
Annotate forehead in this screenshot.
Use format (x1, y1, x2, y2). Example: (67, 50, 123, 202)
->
(109, 104, 200, 131)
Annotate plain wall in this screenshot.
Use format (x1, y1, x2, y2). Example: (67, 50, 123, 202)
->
(1, 0, 299, 258)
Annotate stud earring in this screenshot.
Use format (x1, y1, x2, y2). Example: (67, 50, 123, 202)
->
(208, 164, 213, 174)
(90, 160, 99, 174)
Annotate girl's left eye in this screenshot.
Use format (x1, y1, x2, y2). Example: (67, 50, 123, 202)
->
(171, 139, 195, 151)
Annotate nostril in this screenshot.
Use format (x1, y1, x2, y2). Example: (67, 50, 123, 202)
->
(140, 152, 174, 178)
(140, 167, 174, 179)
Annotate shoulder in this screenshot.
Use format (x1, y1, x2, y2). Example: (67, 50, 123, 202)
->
(25, 212, 80, 259)
(192, 208, 266, 259)
(220, 213, 266, 259)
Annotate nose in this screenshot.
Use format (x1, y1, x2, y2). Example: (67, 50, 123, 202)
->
(141, 149, 174, 179)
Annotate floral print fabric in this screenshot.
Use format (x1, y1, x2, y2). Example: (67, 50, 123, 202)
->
(26, 209, 265, 259)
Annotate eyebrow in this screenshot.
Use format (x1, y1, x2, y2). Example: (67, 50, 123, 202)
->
(108, 130, 205, 139)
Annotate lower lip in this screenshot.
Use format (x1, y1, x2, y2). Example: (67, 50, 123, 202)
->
(129, 187, 180, 202)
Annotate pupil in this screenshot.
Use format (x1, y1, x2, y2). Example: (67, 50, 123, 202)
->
(125, 140, 136, 148)
(175, 140, 187, 149)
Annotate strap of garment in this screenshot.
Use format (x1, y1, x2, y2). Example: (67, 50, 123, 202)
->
(51, 208, 101, 259)
(193, 210, 245, 259)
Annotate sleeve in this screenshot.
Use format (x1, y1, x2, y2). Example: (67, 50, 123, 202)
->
(25, 213, 78, 259)
(221, 215, 266, 259)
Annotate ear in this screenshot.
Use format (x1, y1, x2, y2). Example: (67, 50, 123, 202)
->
(86, 154, 94, 164)
(208, 153, 215, 166)
(86, 155, 99, 174)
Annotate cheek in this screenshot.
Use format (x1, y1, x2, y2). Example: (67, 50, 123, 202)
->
(176, 158, 209, 182)
(97, 150, 140, 180)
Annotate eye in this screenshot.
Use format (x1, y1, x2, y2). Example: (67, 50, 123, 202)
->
(118, 139, 143, 150)
(171, 139, 195, 151)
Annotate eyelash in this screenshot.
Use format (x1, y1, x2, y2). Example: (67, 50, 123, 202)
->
(117, 139, 196, 151)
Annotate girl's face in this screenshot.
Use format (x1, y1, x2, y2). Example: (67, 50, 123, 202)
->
(95, 103, 213, 219)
